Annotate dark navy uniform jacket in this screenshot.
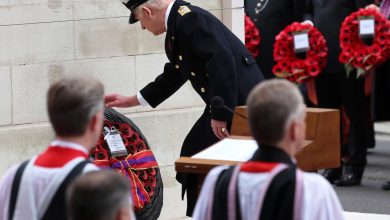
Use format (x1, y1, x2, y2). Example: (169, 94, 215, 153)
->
(140, 0, 264, 124)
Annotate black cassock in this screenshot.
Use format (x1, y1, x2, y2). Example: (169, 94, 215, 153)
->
(139, 0, 264, 215)
(244, 0, 305, 79)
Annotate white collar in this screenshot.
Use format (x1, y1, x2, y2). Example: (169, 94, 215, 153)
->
(165, 1, 175, 30)
(50, 140, 89, 155)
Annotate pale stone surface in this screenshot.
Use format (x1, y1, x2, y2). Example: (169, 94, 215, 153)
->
(223, 8, 245, 42)
(0, 3, 73, 26)
(159, 165, 188, 220)
(12, 64, 50, 124)
(75, 17, 164, 59)
(130, 108, 203, 166)
(73, 0, 222, 21)
(9, 21, 74, 65)
(191, 0, 222, 10)
(0, 67, 12, 125)
(135, 53, 204, 113)
(0, 1, 241, 219)
(0, 107, 202, 172)
(209, 9, 223, 21)
(136, 29, 166, 55)
(344, 212, 390, 220)
(222, 0, 243, 8)
(375, 122, 390, 135)
(8, 0, 66, 6)
(74, 0, 128, 20)
(0, 26, 10, 66)
(12, 57, 137, 124)
(0, 123, 54, 175)
(0, 0, 8, 6)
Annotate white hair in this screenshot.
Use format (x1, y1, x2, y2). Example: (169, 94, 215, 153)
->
(246, 79, 306, 145)
(133, 0, 171, 18)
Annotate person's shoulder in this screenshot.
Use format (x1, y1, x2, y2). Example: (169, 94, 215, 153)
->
(1, 164, 20, 182)
(302, 171, 335, 191)
(81, 161, 99, 174)
(175, 2, 213, 24)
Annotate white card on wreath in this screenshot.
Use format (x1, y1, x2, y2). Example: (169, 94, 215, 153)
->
(359, 19, 375, 36)
(106, 133, 128, 157)
(294, 33, 310, 52)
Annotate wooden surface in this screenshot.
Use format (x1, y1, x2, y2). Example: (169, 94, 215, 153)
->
(231, 107, 341, 171)
(175, 107, 340, 174)
(175, 137, 312, 174)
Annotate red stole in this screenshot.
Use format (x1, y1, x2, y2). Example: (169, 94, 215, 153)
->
(35, 146, 88, 168)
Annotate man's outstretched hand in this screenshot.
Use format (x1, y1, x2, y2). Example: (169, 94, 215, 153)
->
(104, 94, 139, 108)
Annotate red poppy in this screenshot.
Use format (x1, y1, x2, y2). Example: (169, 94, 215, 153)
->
(339, 8, 390, 77)
(245, 15, 261, 58)
(273, 22, 328, 83)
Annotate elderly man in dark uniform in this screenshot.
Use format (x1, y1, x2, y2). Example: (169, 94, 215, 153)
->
(244, 0, 305, 78)
(105, 0, 264, 216)
(304, 0, 373, 187)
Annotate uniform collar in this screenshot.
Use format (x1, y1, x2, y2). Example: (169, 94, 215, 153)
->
(250, 145, 295, 166)
(165, 1, 175, 30)
(50, 139, 89, 155)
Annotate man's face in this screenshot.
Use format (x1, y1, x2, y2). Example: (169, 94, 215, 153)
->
(135, 7, 166, 36)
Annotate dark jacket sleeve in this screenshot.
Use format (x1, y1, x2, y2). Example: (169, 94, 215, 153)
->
(140, 62, 187, 108)
(178, 12, 238, 121)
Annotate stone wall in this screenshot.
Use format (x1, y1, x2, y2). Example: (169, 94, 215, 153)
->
(0, 0, 244, 218)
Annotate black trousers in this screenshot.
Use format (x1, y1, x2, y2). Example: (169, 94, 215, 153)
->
(373, 60, 390, 121)
(176, 108, 230, 216)
(312, 72, 371, 178)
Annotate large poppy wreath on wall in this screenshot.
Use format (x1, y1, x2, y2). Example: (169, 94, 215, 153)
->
(90, 108, 163, 220)
(339, 8, 390, 78)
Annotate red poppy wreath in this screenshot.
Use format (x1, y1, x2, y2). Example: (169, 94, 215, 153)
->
(90, 108, 163, 220)
(245, 14, 261, 58)
(273, 22, 328, 83)
(339, 8, 390, 78)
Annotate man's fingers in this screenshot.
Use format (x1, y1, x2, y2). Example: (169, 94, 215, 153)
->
(106, 100, 120, 108)
(216, 127, 225, 140)
(211, 123, 223, 140)
(211, 126, 221, 139)
(104, 94, 117, 103)
(222, 128, 229, 137)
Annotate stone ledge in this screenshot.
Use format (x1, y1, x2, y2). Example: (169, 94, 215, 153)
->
(0, 67, 11, 125)
(375, 122, 390, 136)
(0, 107, 204, 174)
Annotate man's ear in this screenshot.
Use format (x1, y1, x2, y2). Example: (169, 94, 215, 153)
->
(89, 110, 103, 133)
(141, 6, 153, 17)
(289, 120, 298, 142)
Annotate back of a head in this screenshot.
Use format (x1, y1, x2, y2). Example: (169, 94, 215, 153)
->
(67, 170, 132, 220)
(246, 79, 304, 146)
(47, 76, 104, 137)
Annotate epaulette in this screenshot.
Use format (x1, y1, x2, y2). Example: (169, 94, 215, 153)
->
(178, 5, 191, 16)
